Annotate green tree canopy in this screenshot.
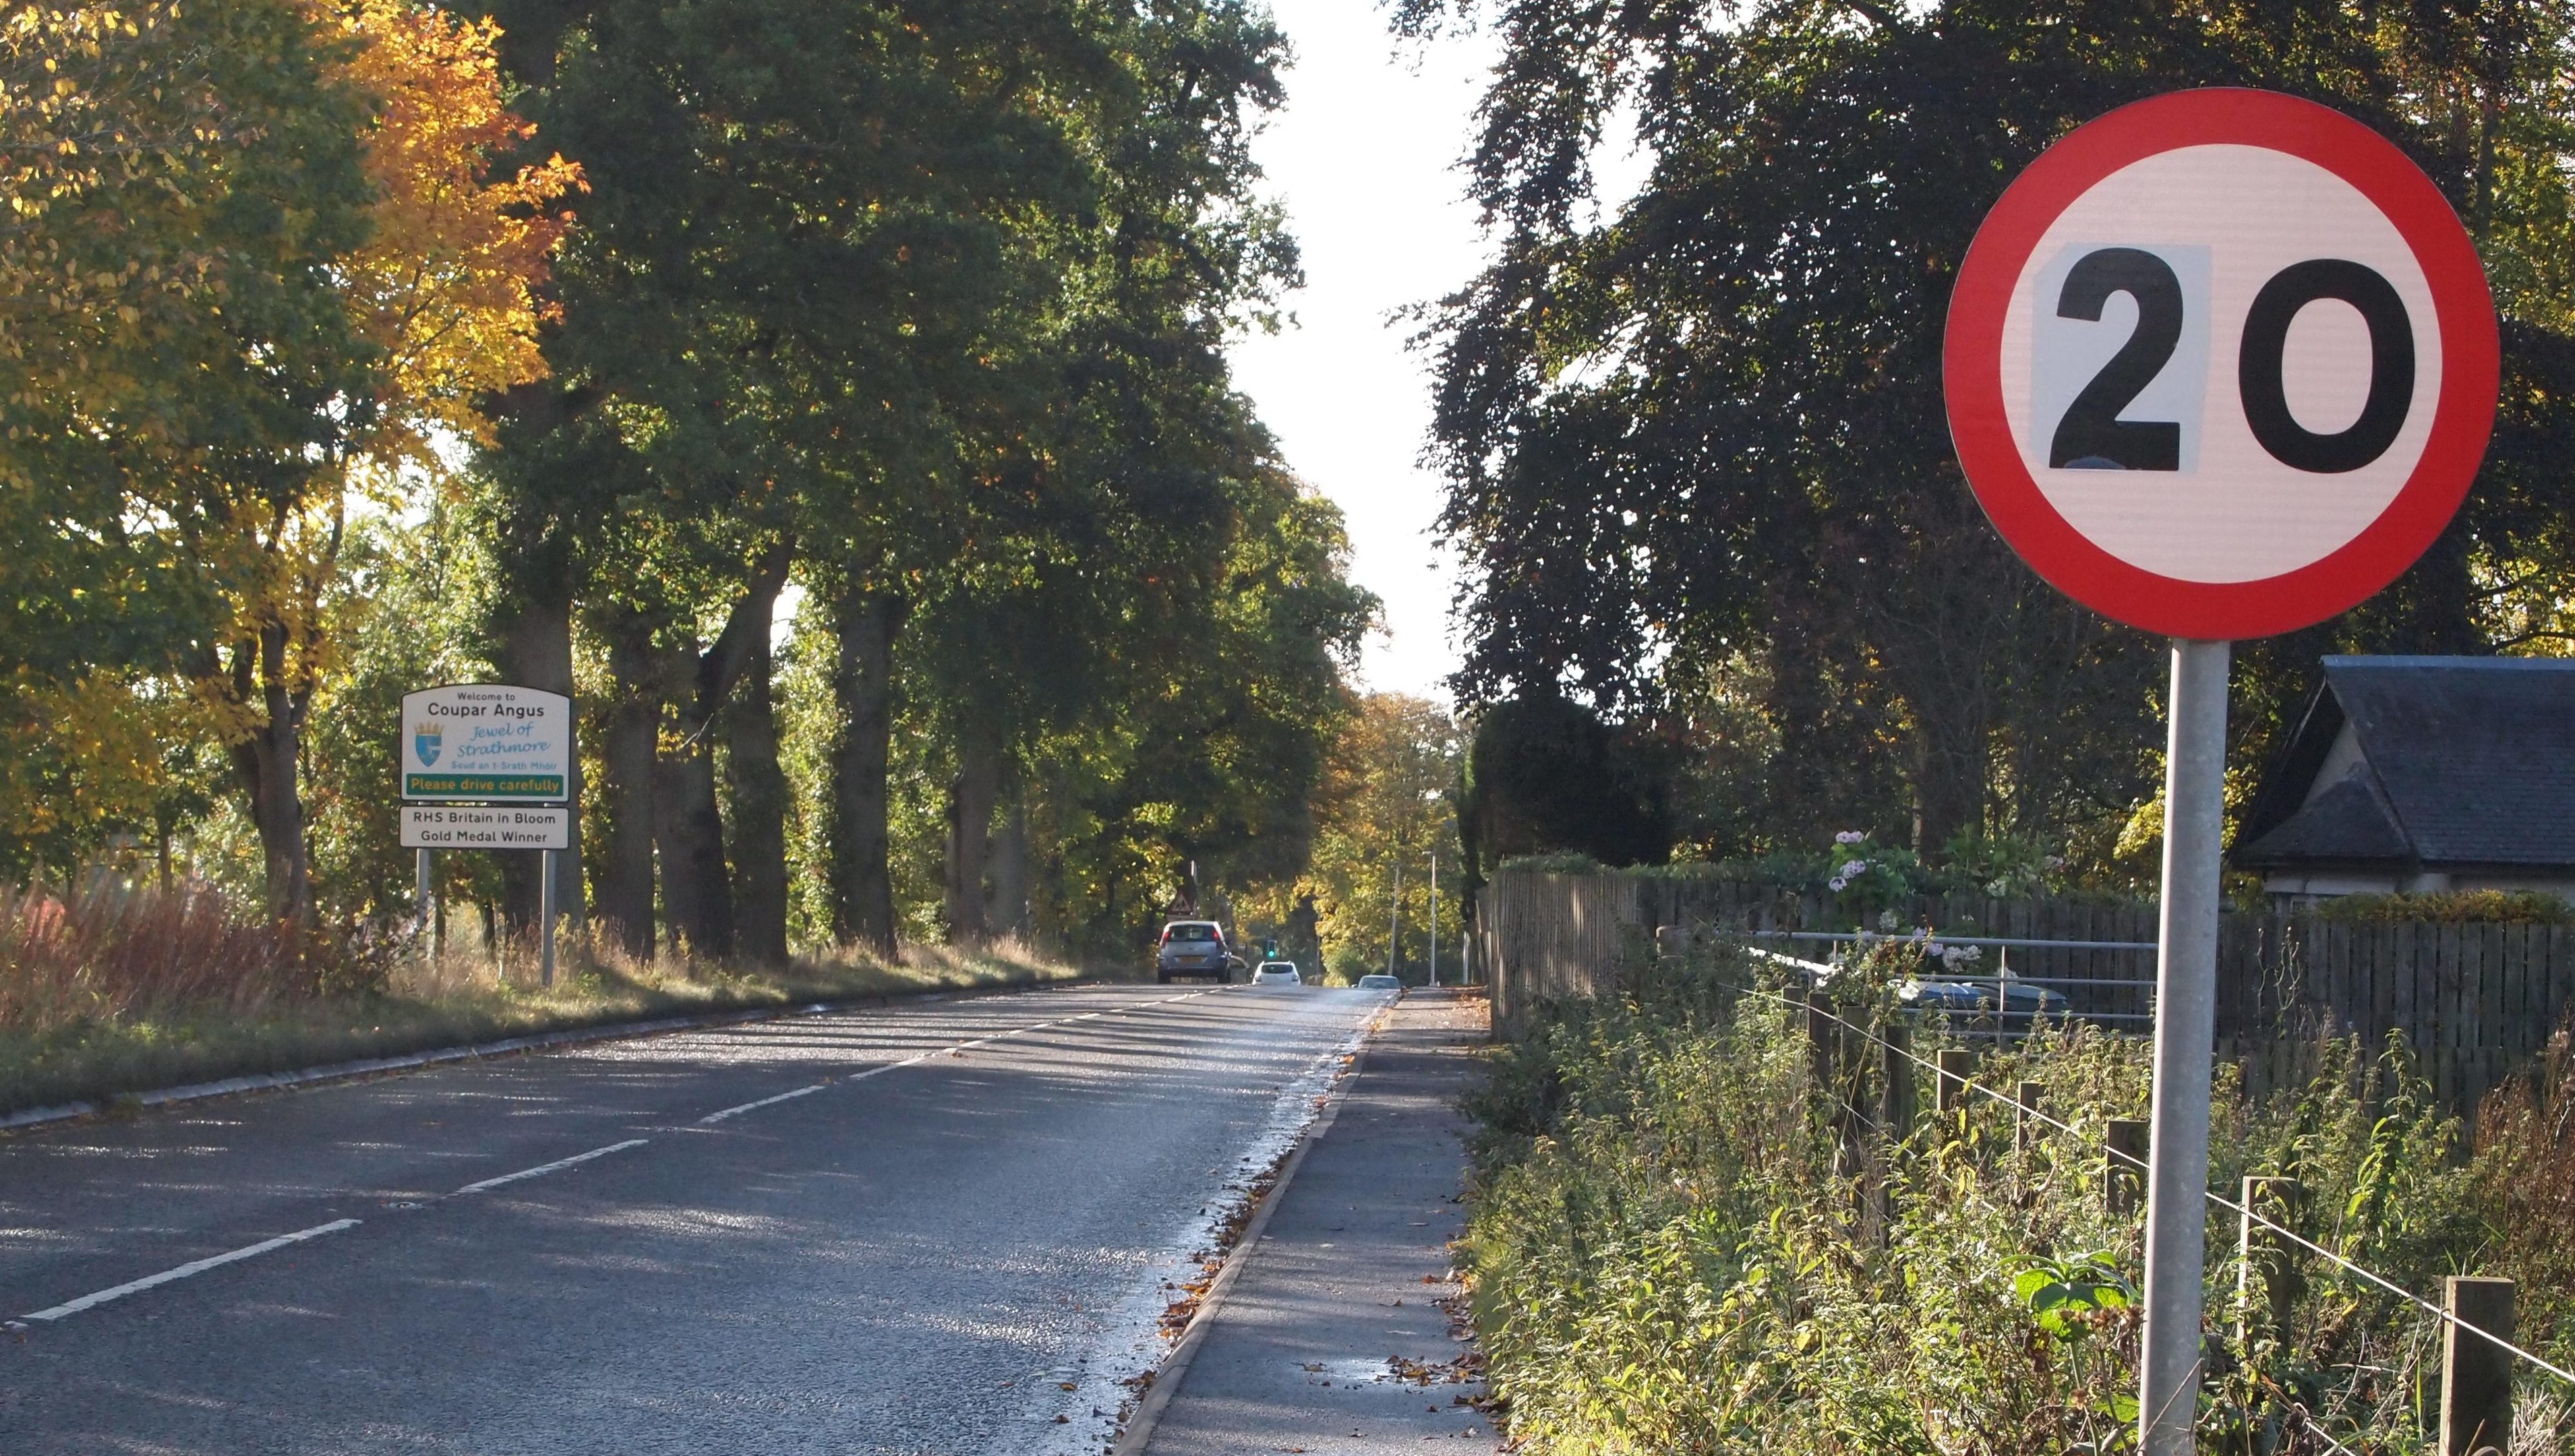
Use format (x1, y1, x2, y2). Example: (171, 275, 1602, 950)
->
(1404, 0, 2575, 874)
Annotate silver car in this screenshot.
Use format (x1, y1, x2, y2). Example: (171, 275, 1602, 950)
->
(1155, 921, 1239, 983)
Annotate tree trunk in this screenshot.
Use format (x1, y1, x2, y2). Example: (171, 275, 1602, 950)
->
(986, 791, 1031, 942)
(944, 727, 1001, 945)
(596, 618, 661, 960)
(498, 591, 585, 935)
(1289, 892, 1321, 971)
(656, 542, 794, 965)
(226, 620, 312, 925)
(1901, 680, 1990, 858)
(727, 629, 791, 966)
(653, 686, 732, 962)
(830, 586, 908, 957)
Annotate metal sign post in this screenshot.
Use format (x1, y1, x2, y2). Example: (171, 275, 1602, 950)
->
(416, 848, 435, 960)
(2141, 639, 2228, 1453)
(539, 849, 558, 989)
(1941, 89, 2495, 1456)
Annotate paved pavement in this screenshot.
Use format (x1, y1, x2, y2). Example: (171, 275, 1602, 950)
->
(1140, 988, 1500, 1455)
(0, 982, 1388, 1455)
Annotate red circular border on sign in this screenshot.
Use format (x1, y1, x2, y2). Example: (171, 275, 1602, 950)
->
(1943, 88, 2498, 640)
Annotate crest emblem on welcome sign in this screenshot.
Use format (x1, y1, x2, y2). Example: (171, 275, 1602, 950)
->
(413, 721, 442, 767)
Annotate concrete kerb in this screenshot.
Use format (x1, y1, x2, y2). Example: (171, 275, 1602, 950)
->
(1109, 996, 1398, 1456)
(0, 972, 1105, 1136)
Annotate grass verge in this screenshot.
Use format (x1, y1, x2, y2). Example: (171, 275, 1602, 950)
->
(1, 938, 1095, 1120)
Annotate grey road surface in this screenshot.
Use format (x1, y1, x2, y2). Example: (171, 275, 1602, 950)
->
(0, 982, 1384, 1454)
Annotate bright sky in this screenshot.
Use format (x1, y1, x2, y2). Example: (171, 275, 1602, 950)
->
(1226, 2, 1500, 705)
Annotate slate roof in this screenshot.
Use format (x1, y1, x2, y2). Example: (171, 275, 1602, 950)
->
(2234, 656, 2575, 871)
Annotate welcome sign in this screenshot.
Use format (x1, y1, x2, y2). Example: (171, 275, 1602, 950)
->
(398, 685, 573, 802)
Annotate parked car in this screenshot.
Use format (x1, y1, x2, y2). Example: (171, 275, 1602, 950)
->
(1357, 973, 1402, 992)
(1897, 977, 2070, 1018)
(1156, 921, 1241, 983)
(1251, 961, 1302, 985)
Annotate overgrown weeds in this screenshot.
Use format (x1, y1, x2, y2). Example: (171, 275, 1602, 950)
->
(0, 881, 378, 1031)
(1461, 939, 2568, 1454)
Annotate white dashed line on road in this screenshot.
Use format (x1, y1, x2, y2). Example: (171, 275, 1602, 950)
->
(450, 1138, 650, 1196)
(771, 989, 1220, 1095)
(15, 1218, 364, 1325)
(9, 989, 1237, 1331)
(698, 1084, 829, 1124)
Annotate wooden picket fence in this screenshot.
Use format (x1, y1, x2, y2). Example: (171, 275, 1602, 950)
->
(1470, 868, 2575, 1114)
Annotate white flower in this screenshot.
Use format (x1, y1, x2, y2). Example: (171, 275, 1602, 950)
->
(1840, 859, 1870, 880)
(1828, 877, 1847, 892)
(1835, 830, 1866, 845)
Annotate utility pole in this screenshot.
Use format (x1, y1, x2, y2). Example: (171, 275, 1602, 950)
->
(1428, 851, 1439, 987)
(1387, 859, 1401, 979)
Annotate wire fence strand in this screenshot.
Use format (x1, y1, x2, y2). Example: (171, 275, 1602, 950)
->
(1734, 948, 2575, 1391)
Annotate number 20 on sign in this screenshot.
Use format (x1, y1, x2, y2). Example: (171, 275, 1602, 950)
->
(1945, 87, 2497, 639)
(1944, 88, 2496, 1456)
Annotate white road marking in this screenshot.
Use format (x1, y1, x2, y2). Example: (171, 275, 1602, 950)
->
(783, 989, 1217, 1093)
(845, 1052, 937, 1083)
(697, 1085, 827, 1124)
(18, 1218, 363, 1323)
(450, 1139, 649, 1196)
(9, 987, 1247, 1333)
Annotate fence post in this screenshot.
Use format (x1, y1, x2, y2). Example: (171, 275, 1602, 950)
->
(2235, 1176, 2305, 1349)
(1883, 1019, 1917, 1145)
(2106, 1118, 2148, 1215)
(2441, 1276, 2516, 1456)
(1936, 1049, 1978, 1116)
(1806, 989, 1837, 1098)
(2015, 1080, 2045, 1154)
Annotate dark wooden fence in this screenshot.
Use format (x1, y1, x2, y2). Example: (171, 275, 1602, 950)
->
(1470, 868, 2575, 1114)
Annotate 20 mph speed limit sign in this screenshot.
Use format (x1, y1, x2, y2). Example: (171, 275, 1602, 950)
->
(1945, 88, 2498, 639)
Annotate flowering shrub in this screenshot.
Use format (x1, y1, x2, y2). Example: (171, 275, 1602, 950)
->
(1818, 833, 1920, 917)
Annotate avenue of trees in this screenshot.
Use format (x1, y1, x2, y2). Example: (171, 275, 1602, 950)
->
(1236, 692, 1464, 981)
(3, 0, 1378, 966)
(1409, 0, 2575, 884)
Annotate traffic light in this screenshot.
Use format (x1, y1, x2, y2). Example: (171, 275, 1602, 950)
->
(1263, 937, 1280, 959)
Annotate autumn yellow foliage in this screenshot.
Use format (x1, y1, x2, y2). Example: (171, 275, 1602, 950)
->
(0, 0, 581, 913)
(323, 0, 581, 468)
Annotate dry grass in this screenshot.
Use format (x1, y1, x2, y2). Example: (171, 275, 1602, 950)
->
(0, 882, 340, 1031)
(0, 887, 1097, 1120)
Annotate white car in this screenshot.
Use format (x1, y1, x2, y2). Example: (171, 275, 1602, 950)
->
(1357, 973, 1402, 991)
(1250, 961, 1302, 985)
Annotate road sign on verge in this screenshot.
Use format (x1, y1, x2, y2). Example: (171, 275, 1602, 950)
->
(400, 684, 572, 802)
(1945, 87, 2497, 640)
(1943, 88, 2497, 1456)
(400, 804, 571, 851)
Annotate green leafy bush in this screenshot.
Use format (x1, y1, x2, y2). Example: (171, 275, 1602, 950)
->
(1496, 851, 1611, 876)
(2313, 890, 2575, 924)
(1461, 942, 2557, 1453)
